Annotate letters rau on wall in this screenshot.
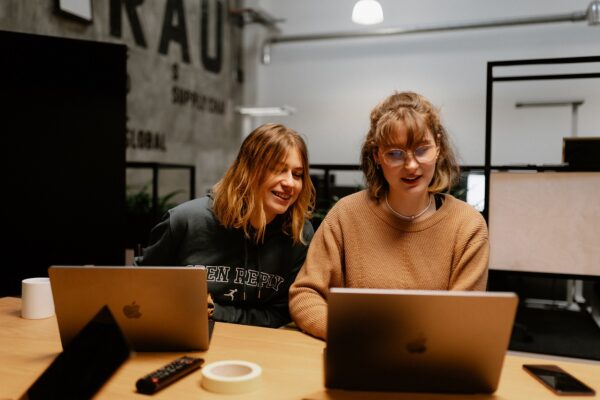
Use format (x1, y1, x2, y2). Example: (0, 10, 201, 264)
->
(109, 0, 223, 73)
(106, 0, 231, 153)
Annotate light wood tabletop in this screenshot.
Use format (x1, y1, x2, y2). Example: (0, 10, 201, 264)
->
(1, 297, 598, 399)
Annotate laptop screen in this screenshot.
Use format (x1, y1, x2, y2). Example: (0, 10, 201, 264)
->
(49, 266, 210, 351)
(325, 288, 517, 393)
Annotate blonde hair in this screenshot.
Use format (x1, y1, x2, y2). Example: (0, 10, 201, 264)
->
(212, 123, 315, 244)
(361, 91, 460, 200)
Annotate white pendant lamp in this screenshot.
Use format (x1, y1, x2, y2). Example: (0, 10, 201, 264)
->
(352, 0, 384, 25)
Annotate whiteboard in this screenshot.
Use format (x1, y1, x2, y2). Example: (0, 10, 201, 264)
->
(489, 171, 600, 277)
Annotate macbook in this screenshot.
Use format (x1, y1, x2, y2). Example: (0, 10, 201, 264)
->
(48, 265, 211, 351)
(325, 288, 518, 393)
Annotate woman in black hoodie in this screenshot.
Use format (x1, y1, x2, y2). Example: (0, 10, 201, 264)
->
(136, 123, 315, 328)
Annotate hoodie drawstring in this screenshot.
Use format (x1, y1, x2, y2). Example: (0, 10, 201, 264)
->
(243, 237, 248, 301)
(257, 245, 262, 300)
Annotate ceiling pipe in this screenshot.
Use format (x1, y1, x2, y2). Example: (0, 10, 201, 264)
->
(261, 1, 600, 64)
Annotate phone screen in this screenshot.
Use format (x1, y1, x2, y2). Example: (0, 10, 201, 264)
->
(523, 364, 595, 395)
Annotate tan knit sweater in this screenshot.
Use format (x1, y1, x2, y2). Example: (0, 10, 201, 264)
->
(289, 190, 489, 340)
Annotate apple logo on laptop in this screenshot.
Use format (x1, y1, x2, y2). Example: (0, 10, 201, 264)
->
(123, 301, 142, 319)
(405, 333, 427, 354)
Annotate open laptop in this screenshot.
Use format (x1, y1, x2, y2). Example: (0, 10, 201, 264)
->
(48, 266, 211, 351)
(325, 288, 518, 394)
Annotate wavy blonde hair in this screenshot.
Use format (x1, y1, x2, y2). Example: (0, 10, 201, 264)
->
(212, 123, 315, 244)
(361, 91, 460, 201)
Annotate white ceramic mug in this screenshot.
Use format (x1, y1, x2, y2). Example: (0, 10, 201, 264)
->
(21, 277, 55, 319)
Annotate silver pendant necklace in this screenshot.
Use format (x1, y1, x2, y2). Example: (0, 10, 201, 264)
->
(385, 194, 432, 221)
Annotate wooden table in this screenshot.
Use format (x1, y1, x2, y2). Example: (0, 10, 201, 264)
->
(1, 297, 599, 399)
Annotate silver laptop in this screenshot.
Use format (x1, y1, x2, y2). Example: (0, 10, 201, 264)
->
(325, 288, 518, 393)
(48, 266, 210, 351)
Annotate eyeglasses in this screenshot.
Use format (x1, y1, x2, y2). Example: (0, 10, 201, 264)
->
(380, 144, 438, 167)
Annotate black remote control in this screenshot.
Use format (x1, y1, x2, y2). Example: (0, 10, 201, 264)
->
(136, 356, 204, 395)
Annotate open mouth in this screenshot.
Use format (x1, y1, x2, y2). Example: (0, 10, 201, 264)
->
(272, 191, 292, 200)
(401, 176, 421, 184)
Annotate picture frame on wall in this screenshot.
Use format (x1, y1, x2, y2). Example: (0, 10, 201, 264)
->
(54, 0, 93, 24)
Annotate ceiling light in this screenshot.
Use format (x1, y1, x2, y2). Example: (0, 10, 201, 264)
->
(352, 0, 383, 25)
(587, 0, 600, 25)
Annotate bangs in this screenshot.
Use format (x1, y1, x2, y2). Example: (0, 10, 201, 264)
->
(264, 145, 289, 171)
(377, 110, 431, 149)
(246, 137, 294, 183)
(263, 141, 309, 184)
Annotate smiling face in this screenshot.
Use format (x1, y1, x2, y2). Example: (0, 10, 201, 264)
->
(375, 120, 438, 201)
(259, 147, 304, 224)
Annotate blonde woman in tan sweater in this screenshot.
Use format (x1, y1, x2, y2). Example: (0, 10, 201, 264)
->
(289, 91, 489, 339)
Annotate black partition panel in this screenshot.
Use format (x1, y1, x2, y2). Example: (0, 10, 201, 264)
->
(0, 30, 126, 295)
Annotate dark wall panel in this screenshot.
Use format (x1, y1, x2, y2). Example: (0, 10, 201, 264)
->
(1, 30, 126, 295)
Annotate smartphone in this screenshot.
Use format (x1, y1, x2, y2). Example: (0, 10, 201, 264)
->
(523, 364, 595, 396)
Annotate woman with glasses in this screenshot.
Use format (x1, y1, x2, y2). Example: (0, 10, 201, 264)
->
(289, 91, 489, 339)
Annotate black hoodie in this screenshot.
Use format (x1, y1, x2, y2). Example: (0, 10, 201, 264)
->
(135, 196, 314, 328)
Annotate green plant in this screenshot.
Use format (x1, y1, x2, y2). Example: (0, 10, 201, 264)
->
(126, 183, 184, 217)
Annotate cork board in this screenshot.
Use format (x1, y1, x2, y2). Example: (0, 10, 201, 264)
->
(489, 171, 600, 276)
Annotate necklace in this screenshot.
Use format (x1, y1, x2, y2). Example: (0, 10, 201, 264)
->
(385, 194, 432, 221)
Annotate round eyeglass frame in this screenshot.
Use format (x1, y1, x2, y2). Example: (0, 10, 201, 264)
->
(379, 144, 439, 167)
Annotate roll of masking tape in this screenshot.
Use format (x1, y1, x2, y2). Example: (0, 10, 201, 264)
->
(201, 360, 262, 394)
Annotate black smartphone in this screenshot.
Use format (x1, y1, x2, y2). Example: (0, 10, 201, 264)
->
(523, 364, 595, 396)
